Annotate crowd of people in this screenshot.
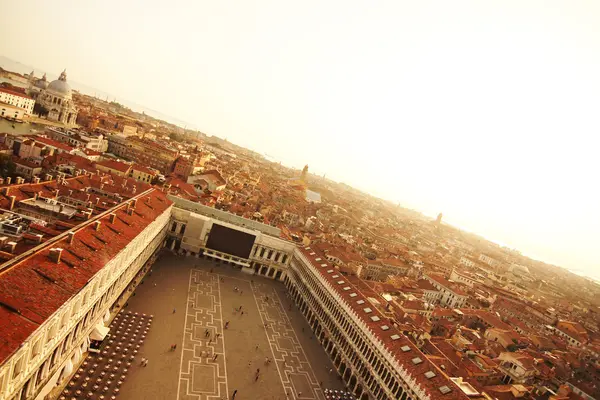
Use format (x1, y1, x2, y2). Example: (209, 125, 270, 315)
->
(323, 388, 357, 400)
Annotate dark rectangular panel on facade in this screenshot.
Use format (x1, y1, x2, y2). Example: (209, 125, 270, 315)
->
(205, 223, 256, 259)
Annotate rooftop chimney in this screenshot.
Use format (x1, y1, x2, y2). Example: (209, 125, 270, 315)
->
(94, 221, 101, 231)
(6, 177, 11, 185)
(16, 177, 24, 185)
(68, 231, 75, 244)
(35, 234, 43, 244)
(45, 174, 52, 181)
(5, 241, 17, 254)
(9, 195, 16, 210)
(33, 177, 40, 184)
(109, 213, 116, 224)
(49, 248, 63, 263)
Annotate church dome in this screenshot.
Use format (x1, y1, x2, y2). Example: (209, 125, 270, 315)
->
(47, 70, 72, 97)
(34, 73, 48, 89)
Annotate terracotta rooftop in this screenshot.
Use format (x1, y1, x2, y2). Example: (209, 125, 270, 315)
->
(96, 159, 132, 174)
(197, 169, 226, 186)
(0, 87, 32, 100)
(428, 274, 468, 296)
(131, 164, 158, 176)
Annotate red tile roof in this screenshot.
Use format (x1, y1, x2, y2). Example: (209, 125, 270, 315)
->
(131, 164, 157, 176)
(82, 148, 102, 156)
(197, 169, 226, 186)
(0, 188, 172, 365)
(0, 87, 33, 100)
(33, 136, 75, 152)
(96, 159, 132, 174)
(428, 274, 468, 296)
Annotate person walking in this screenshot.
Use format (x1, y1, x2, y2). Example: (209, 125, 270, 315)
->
(232, 389, 238, 399)
(141, 357, 146, 365)
(213, 354, 218, 361)
(143, 359, 148, 367)
(173, 308, 176, 314)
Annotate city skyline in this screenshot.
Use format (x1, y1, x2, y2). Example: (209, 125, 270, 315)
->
(1, 0, 599, 278)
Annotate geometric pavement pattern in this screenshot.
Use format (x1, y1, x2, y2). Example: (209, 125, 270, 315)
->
(177, 269, 228, 400)
(252, 282, 325, 400)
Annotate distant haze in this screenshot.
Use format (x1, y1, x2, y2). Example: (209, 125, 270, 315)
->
(1, 0, 598, 277)
(0, 56, 194, 129)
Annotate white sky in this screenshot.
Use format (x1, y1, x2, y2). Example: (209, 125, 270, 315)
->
(1, 0, 599, 276)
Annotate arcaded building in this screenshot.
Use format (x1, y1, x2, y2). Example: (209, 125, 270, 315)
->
(0, 175, 172, 400)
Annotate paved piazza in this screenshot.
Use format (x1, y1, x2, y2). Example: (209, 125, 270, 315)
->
(117, 252, 345, 400)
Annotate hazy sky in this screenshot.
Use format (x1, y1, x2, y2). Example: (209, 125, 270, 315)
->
(1, 0, 599, 276)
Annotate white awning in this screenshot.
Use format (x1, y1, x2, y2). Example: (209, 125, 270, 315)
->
(90, 324, 110, 341)
(72, 347, 82, 364)
(81, 336, 90, 352)
(60, 359, 73, 379)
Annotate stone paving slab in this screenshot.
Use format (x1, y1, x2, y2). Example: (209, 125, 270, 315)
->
(117, 254, 345, 400)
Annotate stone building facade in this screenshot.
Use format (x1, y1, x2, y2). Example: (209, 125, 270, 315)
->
(35, 70, 78, 126)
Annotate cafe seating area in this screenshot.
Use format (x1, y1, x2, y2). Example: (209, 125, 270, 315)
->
(59, 311, 152, 400)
